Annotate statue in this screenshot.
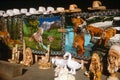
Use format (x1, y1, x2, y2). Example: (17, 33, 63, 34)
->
(107, 45, 120, 80)
(8, 44, 20, 63)
(38, 45, 51, 69)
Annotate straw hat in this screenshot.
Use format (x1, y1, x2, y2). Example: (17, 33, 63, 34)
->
(0, 10, 5, 16)
(13, 9, 21, 15)
(88, 0, 106, 10)
(6, 9, 14, 16)
(38, 6, 46, 14)
(68, 4, 82, 12)
(21, 8, 28, 14)
(56, 7, 65, 13)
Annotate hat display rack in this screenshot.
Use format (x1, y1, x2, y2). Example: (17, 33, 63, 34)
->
(0, 5, 120, 59)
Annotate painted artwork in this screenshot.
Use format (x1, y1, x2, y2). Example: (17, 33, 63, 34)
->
(65, 13, 120, 58)
(23, 15, 63, 54)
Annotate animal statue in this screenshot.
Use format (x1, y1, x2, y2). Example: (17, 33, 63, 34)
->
(51, 56, 67, 69)
(0, 31, 10, 44)
(20, 48, 33, 66)
(107, 45, 120, 80)
(71, 17, 86, 34)
(86, 25, 104, 41)
(89, 53, 102, 80)
(63, 52, 82, 74)
(54, 66, 75, 80)
(72, 33, 85, 56)
(99, 27, 116, 46)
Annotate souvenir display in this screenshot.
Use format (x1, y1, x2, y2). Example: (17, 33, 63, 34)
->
(0, 1, 120, 80)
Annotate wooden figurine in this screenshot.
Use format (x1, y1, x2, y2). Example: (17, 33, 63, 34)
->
(38, 45, 51, 69)
(8, 44, 20, 63)
(107, 45, 120, 80)
(88, 0, 106, 10)
(89, 53, 102, 80)
(20, 40, 33, 66)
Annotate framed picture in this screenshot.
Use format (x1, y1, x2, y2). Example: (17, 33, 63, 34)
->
(23, 14, 63, 55)
(64, 10, 120, 59)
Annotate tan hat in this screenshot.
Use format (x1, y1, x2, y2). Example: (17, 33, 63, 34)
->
(68, 4, 82, 12)
(56, 7, 65, 13)
(88, 1, 106, 10)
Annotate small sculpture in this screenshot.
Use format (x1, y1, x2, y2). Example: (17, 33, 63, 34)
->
(54, 66, 75, 80)
(38, 45, 51, 69)
(107, 45, 120, 80)
(99, 27, 116, 46)
(89, 53, 102, 80)
(63, 52, 82, 74)
(88, 0, 106, 10)
(20, 48, 33, 66)
(86, 25, 104, 41)
(8, 44, 20, 64)
(20, 40, 33, 66)
(52, 56, 67, 68)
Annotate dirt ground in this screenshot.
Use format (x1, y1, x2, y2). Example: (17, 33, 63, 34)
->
(8, 62, 119, 80)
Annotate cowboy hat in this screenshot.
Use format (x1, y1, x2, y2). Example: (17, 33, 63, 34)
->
(29, 8, 39, 15)
(38, 6, 46, 14)
(6, 9, 14, 16)
(68, 4, 82, 12)
(21, 8, 28, 14)
(13, 8, 21, 15)
(56, 7, 65, 13)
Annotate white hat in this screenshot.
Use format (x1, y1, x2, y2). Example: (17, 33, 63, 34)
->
(6, 9, 14, 16)
(21, 8, 28, 14)
(46, 6, 55, 14)
(3, 13, 8, 17)
(29, 8, 39, 14)
(0, 10, 5, 16)
(56, 7, 65, 12)
(25, 12, 32, 16)
(38, 6, 46, 14)
(13, 8, 21, 15)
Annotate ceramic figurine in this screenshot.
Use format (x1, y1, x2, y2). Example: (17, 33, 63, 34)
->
(88, 0, 106, 10)
(54, 66, 75, 80)
(63, 52, 82, 74)
(86, 25, 104, 41)
(107, 45, 120, 80)
(89, 53, 102, 80)
(99, 27, 116, 46)
(51, 56, 67, 69)
(38, 45, 51, 69)
(8, 44, 20, 63)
